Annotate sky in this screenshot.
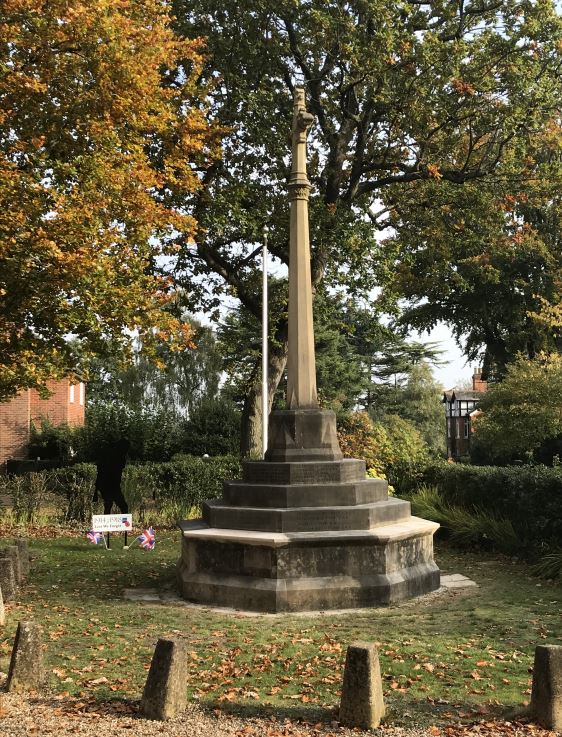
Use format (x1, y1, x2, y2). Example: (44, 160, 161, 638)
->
(414, 323, 472, 390)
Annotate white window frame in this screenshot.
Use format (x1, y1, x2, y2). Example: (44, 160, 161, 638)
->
(69, 384, 75, 403)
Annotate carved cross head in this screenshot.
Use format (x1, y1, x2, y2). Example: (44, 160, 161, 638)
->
(293, 88, 314, 142)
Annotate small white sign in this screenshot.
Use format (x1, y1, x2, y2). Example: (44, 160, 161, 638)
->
(92, 514, 133, 532)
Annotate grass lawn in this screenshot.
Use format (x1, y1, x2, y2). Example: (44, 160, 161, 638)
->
(0, 529, 560, 727)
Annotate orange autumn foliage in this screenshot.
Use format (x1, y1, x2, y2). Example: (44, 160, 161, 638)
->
(0, 0, 220, 400)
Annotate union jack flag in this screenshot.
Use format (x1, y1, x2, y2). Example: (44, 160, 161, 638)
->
(137, 527, 155, 550)
(87, 530, 103, 545)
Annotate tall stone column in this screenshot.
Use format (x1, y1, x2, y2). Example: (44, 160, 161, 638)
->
(287, 88, 317, 410)
(265, 88, 342, 462)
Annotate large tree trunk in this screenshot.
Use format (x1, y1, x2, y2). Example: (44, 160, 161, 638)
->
(240, 342, 288, 458)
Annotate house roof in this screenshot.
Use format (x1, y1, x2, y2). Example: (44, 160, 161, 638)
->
(442, 389, 482, 403)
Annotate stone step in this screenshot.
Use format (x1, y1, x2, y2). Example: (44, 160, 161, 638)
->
(202, 497, 411, 533)
(223, 478, 388, 508)
(242, 458, 366, 485)
(178, 564, 441, 613)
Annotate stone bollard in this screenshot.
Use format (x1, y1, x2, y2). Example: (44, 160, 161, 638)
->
(0, 557, 17, 601)
(16, 539, 30, 577)
(0, 585, 4, 626)
(531, 644, 562, 731)
(141, 638, 188, 720)
(339, 641, 385, 730)
(7, 621, 45, 693)
(4, 546, 22, 584)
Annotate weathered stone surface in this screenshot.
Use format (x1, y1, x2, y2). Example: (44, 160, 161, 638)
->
(0, 585, 5, 626)
(178, 519, 440, 612)
(223, 478, 388, 509)
(5, 546, 22, 584)
(6, 621, 45, 693)
(16, 539, 30, 577)
(265, 409, 343, 462)
(286, 88, 318, 411)
(339, 642, 385, 729)
(141, 638, 188, 720)
(0, 556, 17, 601)
(242, 458, 366, 485)
(531, 644, 562, 731)
(203, 497, 411, 533)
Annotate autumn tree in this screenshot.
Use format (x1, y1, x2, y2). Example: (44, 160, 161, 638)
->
(0, 0, 219, 401)
(170, 0, 562, 454)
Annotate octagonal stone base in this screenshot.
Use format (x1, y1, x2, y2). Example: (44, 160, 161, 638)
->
(178, 518, 439, 613)
(178, 410, 440, 613)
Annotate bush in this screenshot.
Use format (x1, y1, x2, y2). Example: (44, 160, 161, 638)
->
(408, 485, 519, 553)
(128, 455, 241, 523)
(28, 419, 80, 461)
(179, 398, 241, 456)
(0, 472, 51, 524)
(337, 411, 429, 492)
(418, 461, 562, 550)
(47, 463, 97, 523)
(0, 455, 242, 527)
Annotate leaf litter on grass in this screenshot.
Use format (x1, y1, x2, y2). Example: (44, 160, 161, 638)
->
(1, 533, 561, 730)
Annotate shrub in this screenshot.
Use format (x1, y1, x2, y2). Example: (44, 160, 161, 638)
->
(408, 485, 519, 553)
(179, 398, 241, 456)
(531, 549, 562, 580)
(0, 472, 51, 524)
(0, 455, 242, 527)
(47, 464, 97, 523)
(419, 461, 562, 550)
(131, 455, 241, 523)
(28, 419, 80, 461)
(337, 411, 429, 492)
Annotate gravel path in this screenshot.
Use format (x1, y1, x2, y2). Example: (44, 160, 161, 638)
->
(0, 691, 557, 737)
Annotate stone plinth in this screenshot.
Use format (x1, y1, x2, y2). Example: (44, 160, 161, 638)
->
(178, 416, 440, 613)
(265, 409, 342, 462)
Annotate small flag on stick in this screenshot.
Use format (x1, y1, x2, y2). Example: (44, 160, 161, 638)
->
(138, 527, 155, 550)
(87, 530, 103, 545)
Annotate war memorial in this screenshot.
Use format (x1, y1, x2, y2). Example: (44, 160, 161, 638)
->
(178, 89, 440, 613)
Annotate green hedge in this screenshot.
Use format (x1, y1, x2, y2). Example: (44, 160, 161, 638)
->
(122, 455, 241, 523)
(419, 462, 562, 548)
(0, 456, 241, 526)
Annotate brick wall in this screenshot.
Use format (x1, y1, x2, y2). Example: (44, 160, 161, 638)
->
(0, 391, 31, 467)
(30, 379, 85, 428)
(1, 379, 86, 468)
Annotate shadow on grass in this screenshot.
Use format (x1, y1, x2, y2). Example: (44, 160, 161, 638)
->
(204, 699, 335, 724)
(205, 694, 518, 728)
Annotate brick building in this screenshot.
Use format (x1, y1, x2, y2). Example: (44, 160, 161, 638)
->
(443, 369, 487, 459)
(0, 379, 85, 469)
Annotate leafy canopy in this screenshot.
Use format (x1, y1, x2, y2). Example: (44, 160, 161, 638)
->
(0, 0, 219, 400)
(172, 0, 562, 310)
(472, 353, 562, 464)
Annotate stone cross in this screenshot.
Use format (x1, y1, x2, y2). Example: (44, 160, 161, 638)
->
(286, 87, 318, 410)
